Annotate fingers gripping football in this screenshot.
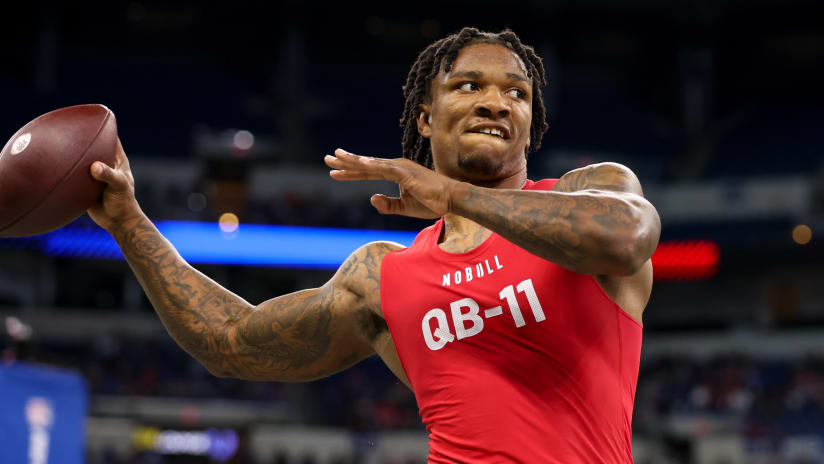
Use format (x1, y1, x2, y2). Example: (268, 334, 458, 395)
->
(87, 138, 143, 231)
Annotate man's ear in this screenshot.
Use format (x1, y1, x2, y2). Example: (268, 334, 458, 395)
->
(417, 104, 432, 138)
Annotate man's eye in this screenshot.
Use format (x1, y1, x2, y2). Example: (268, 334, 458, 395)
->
(507, 88, 526, 99)
(458, 82, 478, 92)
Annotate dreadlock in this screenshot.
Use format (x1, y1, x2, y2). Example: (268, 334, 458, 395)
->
(400, 27, 549, 168)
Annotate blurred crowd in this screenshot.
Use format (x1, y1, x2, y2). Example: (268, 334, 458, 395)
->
(132, 175, 432, 233)
(4, 335, 422, 431)
(9, 334, 824, 441)
(635, 353, 824, 441)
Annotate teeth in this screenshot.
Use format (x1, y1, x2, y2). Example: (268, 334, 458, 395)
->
(478, 128, 505, 138)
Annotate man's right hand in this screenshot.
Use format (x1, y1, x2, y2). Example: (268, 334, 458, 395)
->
(88, 138, 144, 233)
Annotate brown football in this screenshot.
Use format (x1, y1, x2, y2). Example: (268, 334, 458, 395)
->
(0, 104, 117, 237)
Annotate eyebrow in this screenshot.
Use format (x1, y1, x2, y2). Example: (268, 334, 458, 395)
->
(450, 70, 483, 80)
(449, 70, 529, 83)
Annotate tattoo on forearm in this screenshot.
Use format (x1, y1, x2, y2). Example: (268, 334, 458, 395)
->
(115, 217, 253, 374)
(453, 164, 656, 274)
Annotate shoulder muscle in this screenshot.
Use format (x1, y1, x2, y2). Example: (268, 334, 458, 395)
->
(553, 162, 644, 196)
(333, 240, 404, 320)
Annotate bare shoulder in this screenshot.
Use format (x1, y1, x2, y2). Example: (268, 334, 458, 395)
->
(333, 240, 405, 318)
(553, 162, 644, 196)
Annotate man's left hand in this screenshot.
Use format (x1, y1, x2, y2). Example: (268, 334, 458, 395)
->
(324, 149, 459, 220)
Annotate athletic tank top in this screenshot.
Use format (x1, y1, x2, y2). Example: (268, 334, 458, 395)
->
(380, 178, 642, 463)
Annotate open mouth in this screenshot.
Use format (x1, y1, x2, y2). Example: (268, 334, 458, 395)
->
(467, 127, 508, 139)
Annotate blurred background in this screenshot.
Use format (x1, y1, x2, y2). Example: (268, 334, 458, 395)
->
(1, 0, 822, 463)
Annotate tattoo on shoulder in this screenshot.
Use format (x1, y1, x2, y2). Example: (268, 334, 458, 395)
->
(339, 241, 401, 309)
(554, 163, 642, 195)
(339, 241, 401, 290)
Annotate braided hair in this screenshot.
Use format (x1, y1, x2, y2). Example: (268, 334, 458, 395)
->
(400, 27, 549, 168)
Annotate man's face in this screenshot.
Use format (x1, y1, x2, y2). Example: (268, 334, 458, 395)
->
(419, 43, 533, 181)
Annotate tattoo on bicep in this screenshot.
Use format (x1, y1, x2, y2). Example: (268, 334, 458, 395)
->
(123, 215, 393, 379)
(236, 287, 334, 373)
(231, 242, 395, 377)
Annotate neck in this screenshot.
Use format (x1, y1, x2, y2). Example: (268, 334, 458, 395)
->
(439, 163, 528, 190)
(439, 168, 527, 244)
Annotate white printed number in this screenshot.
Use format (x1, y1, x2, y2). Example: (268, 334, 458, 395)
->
(422, 278, 545, 351)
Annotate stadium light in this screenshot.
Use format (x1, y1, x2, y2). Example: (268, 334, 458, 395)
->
(1, 221, 719, 279)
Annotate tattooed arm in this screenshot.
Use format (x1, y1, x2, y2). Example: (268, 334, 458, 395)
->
(88, 142, 396, 381)
(114, 217, 393, 381)
(451, 162, 660, 276)
(326, 151, 659, 276)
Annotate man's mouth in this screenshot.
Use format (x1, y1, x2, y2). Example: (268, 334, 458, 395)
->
(470, 128, 506, 139)
(467, 125, 510, 140)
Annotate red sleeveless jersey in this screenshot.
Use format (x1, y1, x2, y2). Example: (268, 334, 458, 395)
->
(380, 179, 642, 463)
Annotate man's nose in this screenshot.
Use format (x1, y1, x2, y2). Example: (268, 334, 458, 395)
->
(476, 89, 510, 118)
